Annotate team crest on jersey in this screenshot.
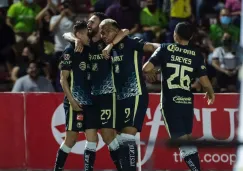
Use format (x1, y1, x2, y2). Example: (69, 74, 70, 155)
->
(92, 63, 98, 71)
(77, 122, 82, 128)
(201, 65, 206, 70)
(79, 62, 86, 71)
(64, 54, 70, 60)
(115, 64, 120, 73)
(98, 43, 104, 51)
(119, 43, 124, 50)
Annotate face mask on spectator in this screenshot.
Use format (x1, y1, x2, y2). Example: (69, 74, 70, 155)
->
(220, 16, 232, 25)
(25, 0, 33, 4)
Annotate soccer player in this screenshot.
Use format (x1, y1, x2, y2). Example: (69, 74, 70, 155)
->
(63, 12, 129, 171)
(54, 21, 98, 171)
(143, 22, 215, 171)
(99, 19, 159, 171)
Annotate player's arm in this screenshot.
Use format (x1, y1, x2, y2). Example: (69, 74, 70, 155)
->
(60, 51, 82, 111)
(199, 76, 215, 105)
(143, 46, 163, 82)
(143, 46, 162, 73)
(102, 29, 129, 58)
(143, 43, 160, 53)
(197, 54, 215, 105)
(60, 70, 82, 111)
(63, 32, 84, 52)
(63, 32, 76, 42)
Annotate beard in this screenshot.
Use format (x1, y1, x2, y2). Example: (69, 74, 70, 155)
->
(88, 27, 99, 37)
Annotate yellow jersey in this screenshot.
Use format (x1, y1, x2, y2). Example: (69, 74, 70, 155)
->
(170, 0, 191, 18)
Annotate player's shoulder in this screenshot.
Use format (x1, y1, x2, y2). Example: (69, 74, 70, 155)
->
(64, 43, 75, 54)
(90, 39, 105, 51)
(125, 36, 146, 44)
(160, 43, 171, 49)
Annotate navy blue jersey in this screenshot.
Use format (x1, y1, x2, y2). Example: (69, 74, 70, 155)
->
(111, 36, 147, 100)
(60, 43, 92, 105)
(149, 43, 207, 105)
(89, 40, 116, 95)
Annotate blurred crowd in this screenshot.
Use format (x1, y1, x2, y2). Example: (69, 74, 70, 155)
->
(0, 0, 241, 93)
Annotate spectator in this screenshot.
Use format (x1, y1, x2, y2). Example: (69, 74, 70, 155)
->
(167, 0, 193, 42)
(11, 46, 50, 82)
(140, 0, 167, 42)
(225, 0, 241, 27)
(198, 0, 225, 20)
(211, 33, 240, 92)
(209, 8, 240, 49)
(36, 0, 57, 56)
(105, 0, 140, 35)
(12, 61, 54, 92)
(0, 13, 16, 73)
(11, 46, 35, 82)
(49, 0, 74, 91)
(6, 0, 41, 56)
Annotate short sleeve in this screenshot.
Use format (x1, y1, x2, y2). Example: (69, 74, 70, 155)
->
(7, 4, 17, 18)
(196, 54, 207, 77)
(212, 47, 222, 60)
(50, 15, 59, 26)
(12, 79, 23, 92)
(60, 47, 73, 70)
(148, 44, 164, 66)
(129, 37, 146, 52)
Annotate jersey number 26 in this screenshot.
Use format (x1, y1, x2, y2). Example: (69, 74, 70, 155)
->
(166, 63, 193, 91)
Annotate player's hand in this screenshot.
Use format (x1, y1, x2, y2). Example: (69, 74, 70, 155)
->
(102, 43, 113, 59)
(144, 69, 157, 83)
(204, 92, 215, 105)
(75, 39, 83, 52)
(70, 99, 83, 111)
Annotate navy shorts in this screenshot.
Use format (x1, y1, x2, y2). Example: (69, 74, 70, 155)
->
(64, 103, 99, 132)
(92, 93, 117, 129)
(117, 93, 149, 132)
(161, 102, 194, 139)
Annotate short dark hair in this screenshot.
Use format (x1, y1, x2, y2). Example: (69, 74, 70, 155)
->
(175, 22, 194, 41)
(73, 20, 87, 35)
(92, 12, 108, 22)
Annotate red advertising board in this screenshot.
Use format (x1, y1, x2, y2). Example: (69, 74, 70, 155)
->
(0, 93, 240, 170)
(0, 93, 26, 169)
(140, 93, 239, 170)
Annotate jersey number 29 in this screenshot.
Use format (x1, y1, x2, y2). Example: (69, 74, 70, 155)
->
(166, 63, 193, 91)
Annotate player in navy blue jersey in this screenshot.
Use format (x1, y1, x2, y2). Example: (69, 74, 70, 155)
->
(54, 21, 98, 171)
(99, 19, 159, 171)
(63, 13, 129, 171)
(143, 22, 215, 171)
